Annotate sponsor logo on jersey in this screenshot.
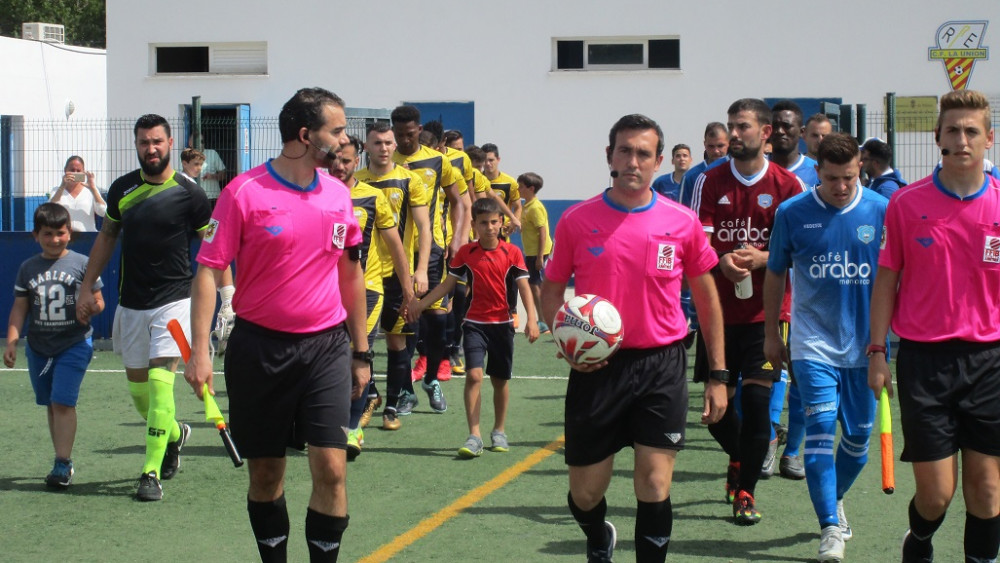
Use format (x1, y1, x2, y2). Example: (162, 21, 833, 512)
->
(657, 244, 675, 270)
(809, 251, 873, 285)
(715, 217, 770, 243)
(332, 223, 347, 248)
(757, 194, 774, 209)
(204, 218, 219, 243)
(587, 246, 605, 257)
(804, 223, 822, 229)
(857, 225, 876, 244)
(264, 226, 283, 236)
(985, 235, 1000, 263)
(916, 237, 934, 248)
(718, 195, 731, 205)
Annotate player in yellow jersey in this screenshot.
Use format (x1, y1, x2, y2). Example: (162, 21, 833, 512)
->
(392, 106, 468, 414)
(481, 142, 523, 325)
(328, 135, 414, 456)
(354, 123, 432, 430)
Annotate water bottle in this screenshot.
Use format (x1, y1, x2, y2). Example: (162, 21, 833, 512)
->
(734, 243, 753, 299)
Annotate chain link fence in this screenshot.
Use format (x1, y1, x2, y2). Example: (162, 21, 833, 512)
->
(1, 111, 386, 230)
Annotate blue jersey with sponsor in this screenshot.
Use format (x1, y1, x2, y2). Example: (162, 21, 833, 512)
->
(767, 187, 888, 367)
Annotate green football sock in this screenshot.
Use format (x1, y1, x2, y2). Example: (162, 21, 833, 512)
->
(128, 380, 150, 421)
(142, 368, 179, 476)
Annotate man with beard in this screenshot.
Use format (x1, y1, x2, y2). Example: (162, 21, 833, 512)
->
(77, 114, 223, 501)
(690, 98, 804, 525)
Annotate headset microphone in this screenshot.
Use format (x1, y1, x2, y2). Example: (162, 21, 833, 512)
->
(941, 148, 950, 156)
(610, 170, 620, 178)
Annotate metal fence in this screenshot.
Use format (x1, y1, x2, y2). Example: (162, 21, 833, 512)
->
(1, 110, 387, 230)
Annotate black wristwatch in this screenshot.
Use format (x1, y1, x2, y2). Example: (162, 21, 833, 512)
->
(708, 369, 731, 383)
(352, 350, 374, 363)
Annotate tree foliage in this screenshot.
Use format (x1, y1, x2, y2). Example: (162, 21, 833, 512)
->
(0, 0, 106, 48)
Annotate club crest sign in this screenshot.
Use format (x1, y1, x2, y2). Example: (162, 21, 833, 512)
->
(928, 21, 989, 90)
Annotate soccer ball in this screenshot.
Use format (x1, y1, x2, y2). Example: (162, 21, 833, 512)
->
(552, 294, 624, 365)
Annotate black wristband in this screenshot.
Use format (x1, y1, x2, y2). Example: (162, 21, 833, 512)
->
(708, 369, 730, 383)
(352, 350, 374, 362)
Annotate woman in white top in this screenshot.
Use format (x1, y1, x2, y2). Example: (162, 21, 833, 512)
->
(49, 156, 107, 232)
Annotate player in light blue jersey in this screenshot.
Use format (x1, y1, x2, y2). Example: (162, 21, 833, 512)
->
(762, 133, 888, 562)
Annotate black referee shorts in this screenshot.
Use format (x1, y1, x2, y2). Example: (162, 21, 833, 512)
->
(564, 342, 688, 466)
(224, 319, 352, 458)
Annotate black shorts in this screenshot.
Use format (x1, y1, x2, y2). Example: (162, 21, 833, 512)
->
(564, 343, 688, 466)
(380, 276, 415, 335)
(524, 255, 547, 286)
(224, 319, 352, 458)
(693, 322, 782, 386)
(897, 338, 1000, 462)
(463, 321, 515, 379)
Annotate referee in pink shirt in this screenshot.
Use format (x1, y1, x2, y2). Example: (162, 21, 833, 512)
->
(541, 114, 727, 562)
(869, 90, 1000, 563)
(185, 88, 370, 563)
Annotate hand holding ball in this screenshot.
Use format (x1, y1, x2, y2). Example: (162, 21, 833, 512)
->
(552, 294, 623, 366)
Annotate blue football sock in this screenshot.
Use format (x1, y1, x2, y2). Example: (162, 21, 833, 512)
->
(783, 383, 806, 457)
(803, 405, 838, 528)
(835, 433, 870, 500)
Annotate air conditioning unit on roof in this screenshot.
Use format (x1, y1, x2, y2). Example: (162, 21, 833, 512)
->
(22, 22, 65, 44)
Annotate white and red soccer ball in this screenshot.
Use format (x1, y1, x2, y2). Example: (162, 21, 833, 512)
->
(552, 294, 624, 365)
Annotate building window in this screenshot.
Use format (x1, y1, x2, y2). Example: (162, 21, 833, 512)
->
(153, 42, 268, 75)
(553, 37, 680, 71)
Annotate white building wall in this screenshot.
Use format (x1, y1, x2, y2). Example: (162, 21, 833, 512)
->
(107, 0, 999, 201)
(0, 35, 108, 198)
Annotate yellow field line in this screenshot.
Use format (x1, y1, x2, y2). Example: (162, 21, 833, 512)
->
(356, 435, 566, 563)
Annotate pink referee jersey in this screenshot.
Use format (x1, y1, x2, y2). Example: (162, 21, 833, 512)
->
(196, 161, 362, 333)
(546, 190, 718, 349)
(879, 170, 1000, 342)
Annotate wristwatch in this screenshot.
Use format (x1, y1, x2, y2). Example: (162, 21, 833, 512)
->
(866, 344, 887, 358)
(708, 369, 731, 383)
(352, 350, 374, 363)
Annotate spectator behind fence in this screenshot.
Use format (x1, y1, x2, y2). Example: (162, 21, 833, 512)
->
(49, 156, 107, 232)
(187, 133, 226, 206)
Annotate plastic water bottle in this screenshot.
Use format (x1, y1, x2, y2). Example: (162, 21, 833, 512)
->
(734, 243, 753, 299)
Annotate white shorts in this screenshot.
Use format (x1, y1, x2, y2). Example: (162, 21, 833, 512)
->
(113, 299, 191, 369)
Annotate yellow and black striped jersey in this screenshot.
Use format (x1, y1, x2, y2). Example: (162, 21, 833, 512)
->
(351, 180, 397, 292)
(488, 171, 520, 207)
(394, 146, 463, 249)
(354, 165, 429, 276)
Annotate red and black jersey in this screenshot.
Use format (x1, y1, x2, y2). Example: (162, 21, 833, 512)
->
(448, 240, 527, 324)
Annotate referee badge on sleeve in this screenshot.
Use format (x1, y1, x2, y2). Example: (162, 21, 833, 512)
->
(332, 223, 347, 249)
(204, 218, 219, 243)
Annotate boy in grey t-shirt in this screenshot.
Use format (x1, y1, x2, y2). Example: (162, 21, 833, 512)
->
(4, 203, 104, 488)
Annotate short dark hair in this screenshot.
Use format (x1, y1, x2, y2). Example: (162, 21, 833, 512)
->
(860, 138, 892, 165)
(805, 113, 831, 128)
(770, 100, 804, 125)
(64, 155, 85, 171)
(466, 145, 486, 165)
(443, 130, 463, 146)
(134, 114, 171, 138)
(517, 172, 543, 192)
(390, 105, 421, 125)
(278, 87, 346, 144)
(33, 202, 71, 233)
(419, 130, 438, 147)
(704, 122, 727, 138)
(727, 98, 771, 127)
(671, 143, 691, 157)
(346, 134, 363, 156)
(608, 114, 664, 157)
(816, 132, 860, 168)
(472, 196, 503, 219)
(481, 143, 500, 158)
(423, 120, 444, 142)
(367, 121, 392, 136)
